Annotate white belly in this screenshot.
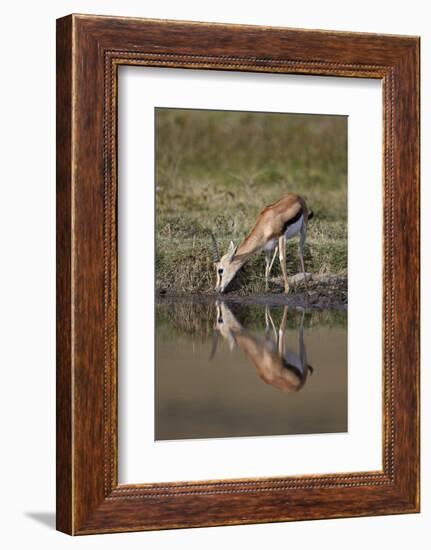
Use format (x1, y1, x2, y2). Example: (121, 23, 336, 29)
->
(284, 214, 304, 240)
(263, 239, 277, 251)
(263, 214, 304, 252)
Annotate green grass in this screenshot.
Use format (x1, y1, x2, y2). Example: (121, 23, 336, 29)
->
(155, 108, 347, 294)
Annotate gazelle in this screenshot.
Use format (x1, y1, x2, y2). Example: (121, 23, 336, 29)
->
(212, 302, 312, 393)
(210, 193, 313, 293)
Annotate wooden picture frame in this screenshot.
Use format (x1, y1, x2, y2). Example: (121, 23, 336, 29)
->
(56, 14, 420, 535)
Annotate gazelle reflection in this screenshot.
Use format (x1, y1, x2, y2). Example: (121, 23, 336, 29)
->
(212, 303, 313, 393)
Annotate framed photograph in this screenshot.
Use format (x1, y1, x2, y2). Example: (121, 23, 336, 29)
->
(56, 14, 420, 535)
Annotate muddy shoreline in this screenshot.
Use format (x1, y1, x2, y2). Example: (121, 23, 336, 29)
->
(157, 274, 347, 310)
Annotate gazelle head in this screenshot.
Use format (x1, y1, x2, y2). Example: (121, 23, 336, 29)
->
(209, 301, 239, 359)
(209, 232, 241, 293)
(212, 301, 241, 352)
(214, 240, 241, 293)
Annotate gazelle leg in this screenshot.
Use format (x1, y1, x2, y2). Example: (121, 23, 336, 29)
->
(299, 223, 306, 277)
(265, 305, 270, 333)
(269, 245, 278, 273)
(264, 250, 271, 291)
(264, 306, 277, 340)
(278, 236, 289, 293)
(265, 246, 279, 291)
(298, 308, 305, 365)
(278, 305, 288, 356)
(266, 306, 277, 341)
(298, 308, 312, 375)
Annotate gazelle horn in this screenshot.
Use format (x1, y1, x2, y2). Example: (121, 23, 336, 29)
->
(209, 231, 220, 263)
(209, 330, 220, 360)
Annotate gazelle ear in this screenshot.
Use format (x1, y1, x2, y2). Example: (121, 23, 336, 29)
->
(227, 240, 238, 261)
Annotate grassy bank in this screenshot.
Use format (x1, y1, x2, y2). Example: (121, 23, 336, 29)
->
(155, 108, 347, 294)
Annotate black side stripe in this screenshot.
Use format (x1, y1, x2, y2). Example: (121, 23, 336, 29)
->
(281, 359, 305, 380)
(282, 208, 303, 234)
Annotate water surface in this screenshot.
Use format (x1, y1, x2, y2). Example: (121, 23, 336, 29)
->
(155, 299, 347, 440)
